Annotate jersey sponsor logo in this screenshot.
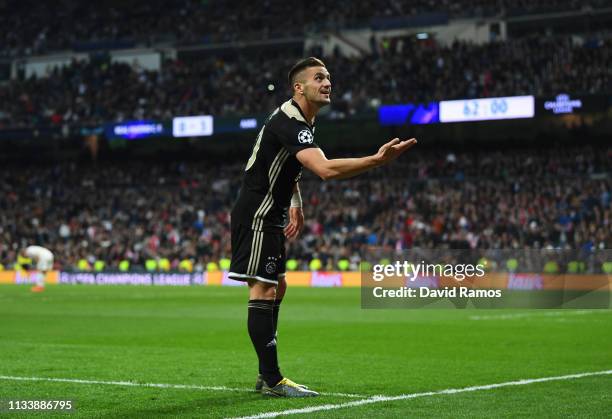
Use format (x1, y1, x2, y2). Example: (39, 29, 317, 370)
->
(297, 129, 313, 144)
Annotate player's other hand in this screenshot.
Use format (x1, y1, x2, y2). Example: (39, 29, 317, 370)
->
(284, 207, 304, 240)
(374, 138, 417, 164)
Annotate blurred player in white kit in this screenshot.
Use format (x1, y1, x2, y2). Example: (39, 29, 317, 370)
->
(20, 245, 54, 292)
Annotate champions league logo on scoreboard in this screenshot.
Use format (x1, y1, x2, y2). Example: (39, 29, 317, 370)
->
(543, 93, 583, 114)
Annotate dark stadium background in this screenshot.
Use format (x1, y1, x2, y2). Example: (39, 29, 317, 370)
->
(0, 1, 610, 417)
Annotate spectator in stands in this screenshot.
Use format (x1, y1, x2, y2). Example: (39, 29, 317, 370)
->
(0, 145, 609, 271)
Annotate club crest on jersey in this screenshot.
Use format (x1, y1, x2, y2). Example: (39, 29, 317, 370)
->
(297, 129, 313, 144)
(265, 256, 278, 274)
(265, 262, 277, 274)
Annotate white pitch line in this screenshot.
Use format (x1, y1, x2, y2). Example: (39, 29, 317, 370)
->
(228, 370, 612, 419)
(0, 375, 364, 398)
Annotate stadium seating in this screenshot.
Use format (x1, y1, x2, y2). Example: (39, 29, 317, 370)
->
(0, 1, 609, 272)
(1, 33, 610, 129)
(2, 0, 607, 57)
(0, 146, 609, 271)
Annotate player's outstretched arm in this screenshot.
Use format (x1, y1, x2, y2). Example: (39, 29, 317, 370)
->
(296, 138, 417, 181)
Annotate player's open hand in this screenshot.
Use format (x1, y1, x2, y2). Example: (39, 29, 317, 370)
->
(374, 138, 417, 164)
(284, 207, 304, 240)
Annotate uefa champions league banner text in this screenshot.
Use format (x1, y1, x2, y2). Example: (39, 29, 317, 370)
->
(1, 249, 610, 310)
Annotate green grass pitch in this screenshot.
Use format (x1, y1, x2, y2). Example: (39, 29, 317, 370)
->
(1, 284, 610, 418)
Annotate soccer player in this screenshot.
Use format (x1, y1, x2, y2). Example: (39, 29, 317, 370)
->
(229, 57, 417, 397)
(20, 245, 55, 292)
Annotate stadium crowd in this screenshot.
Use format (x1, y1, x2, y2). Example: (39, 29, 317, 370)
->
(0, 145, 609, 272)
(1, 1, 609, 273)
(1, 33, 610, 129)
(1, 0, 608, 57)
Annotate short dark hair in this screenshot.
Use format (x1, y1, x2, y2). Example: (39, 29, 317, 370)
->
(288, 57, 326, 88)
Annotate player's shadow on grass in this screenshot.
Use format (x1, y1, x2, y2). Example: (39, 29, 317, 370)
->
(103, 392, 264, 418)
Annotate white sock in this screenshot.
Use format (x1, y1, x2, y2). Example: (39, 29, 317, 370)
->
(36, 272, 45, 287)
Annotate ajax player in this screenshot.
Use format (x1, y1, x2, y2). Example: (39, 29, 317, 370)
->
(229, 57, 417, 397)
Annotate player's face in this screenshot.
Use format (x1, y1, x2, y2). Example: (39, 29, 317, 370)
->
(301, 66, 331, 106)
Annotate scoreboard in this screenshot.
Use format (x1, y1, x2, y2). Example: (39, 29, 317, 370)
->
(439, 96, 535, 123)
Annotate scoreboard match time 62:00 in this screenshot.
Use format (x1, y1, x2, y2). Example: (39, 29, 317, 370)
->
(439, 95, 535, 123)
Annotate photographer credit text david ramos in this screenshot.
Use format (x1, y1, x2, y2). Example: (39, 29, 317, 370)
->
(372, 286, 502, 299)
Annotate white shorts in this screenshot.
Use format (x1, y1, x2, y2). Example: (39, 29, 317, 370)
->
(36, 255, 54, 271)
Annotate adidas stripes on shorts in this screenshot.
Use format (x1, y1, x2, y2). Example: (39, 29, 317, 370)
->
(229, 223, 286, 285)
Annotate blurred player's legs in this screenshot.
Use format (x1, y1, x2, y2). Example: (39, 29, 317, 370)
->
(31, 278, 45, 292)
(22, 246, 54, 292)
(31, 253, 54, 292)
